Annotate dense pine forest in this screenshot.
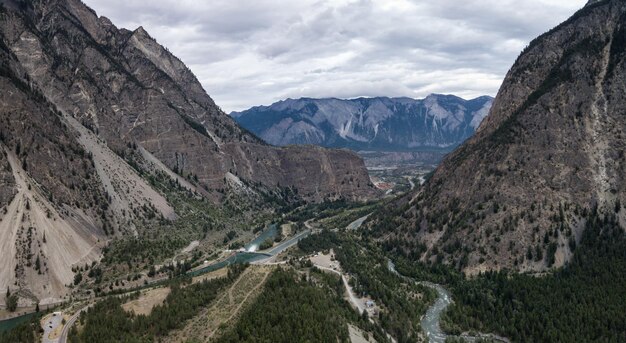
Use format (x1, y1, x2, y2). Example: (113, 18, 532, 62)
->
(67, 264, 248, 342)
(441, 211, 626, 342)
(215, 268, 363, 343)
(298, 230, 437, 343)
(0, 316, 39, 343)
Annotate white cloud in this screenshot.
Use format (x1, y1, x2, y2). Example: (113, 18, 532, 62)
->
(82, 0, 588, 111)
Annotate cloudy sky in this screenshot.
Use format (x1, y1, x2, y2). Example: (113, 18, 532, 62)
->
(83, 0, 587, 112)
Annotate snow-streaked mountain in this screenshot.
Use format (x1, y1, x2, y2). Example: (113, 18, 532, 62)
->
(231, 95, 493, 151)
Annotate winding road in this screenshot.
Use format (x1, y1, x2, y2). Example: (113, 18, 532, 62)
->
(387, 260, 509, 343)
(345, 214, 371, 231)
(40, 222, 312, 342)
(58, 305, 90, 343)
(313, 265, 366, 314)
(51, 223, 315, 342)
(266, 229, 311, 256)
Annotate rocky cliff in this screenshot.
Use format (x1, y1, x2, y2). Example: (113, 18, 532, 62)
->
(0, 0, 376, 202)
(369, 0, 626, 273)
(0, 0, 377, 304)
(232, 95, 493, 151)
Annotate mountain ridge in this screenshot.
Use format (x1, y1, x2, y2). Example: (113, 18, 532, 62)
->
(0, 0, 378, 304)
(368, 0, 626, 274)
(231, 94, 493, 152)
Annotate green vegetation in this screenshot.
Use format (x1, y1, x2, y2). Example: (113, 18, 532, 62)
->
(336, 241, 435, 342)
(390, 255, 462, 287)
(73, 272, 83, 286)
(319, 203, 377, 230)
(4, 165, 622, 343)
(5, 294, 18, 313)
(216, 268, 367, 343)
(299, 230, 437, 343)
(298, 229, 341, 253)
(258, 238, 274, 250)
(0, 314, 39, 343)
(100, 168, 273, 275)
(345, 196, 626, 343)
(285, 199, 377, 224)
(442, 212, 626, 342)
(100, 141, 303, 265)
(445, 338, 494, 343)
(69, 264, 248, 342)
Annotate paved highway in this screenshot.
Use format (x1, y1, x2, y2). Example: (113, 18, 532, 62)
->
(55, 222, 313, 341)
(58, 305, 90, 343)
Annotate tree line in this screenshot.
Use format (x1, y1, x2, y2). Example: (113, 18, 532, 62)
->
(441, 211, 626, 342)
(68, 264, 248, 342)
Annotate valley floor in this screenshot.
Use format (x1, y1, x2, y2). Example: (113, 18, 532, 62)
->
(1, 201, 625, 343)
(165, 265, 274, 342)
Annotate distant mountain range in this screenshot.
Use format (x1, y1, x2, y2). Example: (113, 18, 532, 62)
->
(231, 95, 493, 152)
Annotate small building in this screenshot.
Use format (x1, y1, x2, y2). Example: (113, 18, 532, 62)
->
(366, 300, 375, 308)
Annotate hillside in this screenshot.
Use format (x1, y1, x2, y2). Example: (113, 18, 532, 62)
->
(231, 95, 493, 152)
(368, 0, 626, 273)
(0, 0, 378, 305)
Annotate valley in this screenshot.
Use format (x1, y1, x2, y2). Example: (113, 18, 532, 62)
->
(0, 201, 441, 343)
(2, 178, 626, 343)
(1, 0, 626, 342)
(365, 160, 434, 195)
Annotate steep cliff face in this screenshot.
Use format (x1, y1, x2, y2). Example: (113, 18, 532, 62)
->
(0, 34, 106, 304)
(0, 0, 376, 202)
(0, 0, 378, 304)
(370, 0, 626, 273)
(232, 95, 493, 151)
(0, 148, 15, 207)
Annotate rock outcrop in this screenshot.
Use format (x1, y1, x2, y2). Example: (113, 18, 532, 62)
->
(0, 0, 378, 303)
(369, 0, 626, 273)
(0, 0, 376, 202)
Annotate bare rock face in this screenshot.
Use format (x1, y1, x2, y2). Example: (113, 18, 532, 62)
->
(0, 0, 378, 303)
(0, 33, 105, 304)
(0, 149, 15, 208)
(370, 0, 626, 273)
(232, 95, 493, 151)
(219, 144, 376, 201)
(0, 0, 376, 202)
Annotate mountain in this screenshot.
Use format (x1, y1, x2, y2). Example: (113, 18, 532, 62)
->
(368, 0, 626, 273)
(0, 0, 377, 304)
(231, 95, 493, 152)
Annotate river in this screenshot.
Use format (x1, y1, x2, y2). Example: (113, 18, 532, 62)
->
(244, 224, 279, 252)
(387, 260, 509, 343)
(0, 312, 36, 333)
(191, 226, 311, 275)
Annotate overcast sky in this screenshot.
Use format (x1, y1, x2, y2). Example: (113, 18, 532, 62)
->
(83, 0, 587, 112)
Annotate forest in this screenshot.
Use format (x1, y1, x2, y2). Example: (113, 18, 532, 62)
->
(0, 315, 39, 343)
(216, 268, 362, 343)
(298, 230, 436, 343)
(68, 264, 248, 342)
(3, 203, 625, 343)
(441, 212, 626, 342)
